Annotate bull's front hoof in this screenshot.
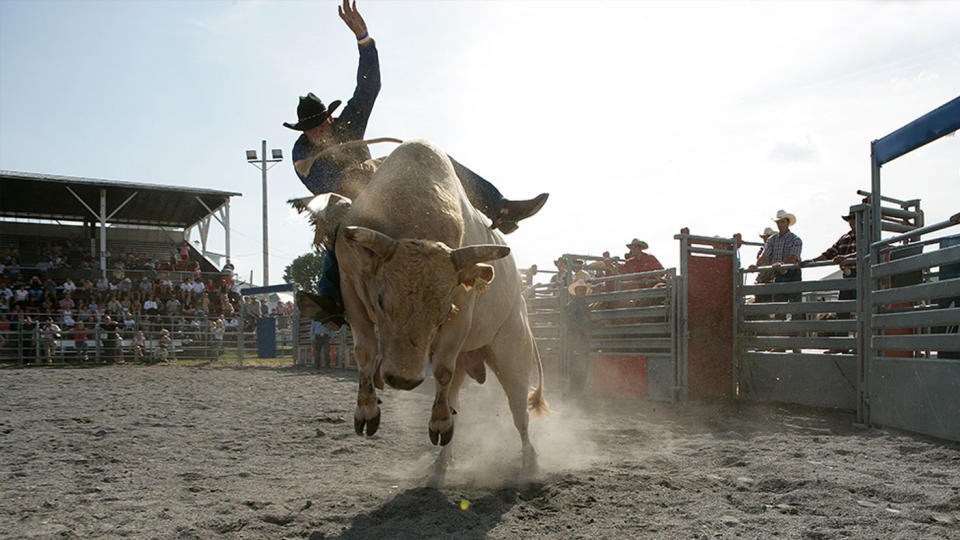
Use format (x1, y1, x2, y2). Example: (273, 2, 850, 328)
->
(429, 424, 454, 446)
(355, 408, 381, 436)
(365, 409, 381, 436)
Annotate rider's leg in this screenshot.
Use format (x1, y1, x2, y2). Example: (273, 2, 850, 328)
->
(295, 241, 346, 329)
(448, 156, 548, 234)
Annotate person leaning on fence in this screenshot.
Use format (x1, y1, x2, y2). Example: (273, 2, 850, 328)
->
(753, 227, 777, 304)
(73, 320, 90, 362)
(157, 329, 173, 363)
(287, 0, 548, 330)
(618, 239, 664, 289)
(311, 320, 335, 368)
(565, 280, 594, 394)
(132, 331, 147, 361)
(550, 258, 568, 286)
(802, 211, 858, 352)
(40, 318, 61, 364)
(756, 210, 803, 305)
(99, 315, 123, 364)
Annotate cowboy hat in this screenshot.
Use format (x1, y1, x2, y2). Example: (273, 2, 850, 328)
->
(626, 238, 649, 250)
(771, 209, 797, 227)
(841, 212, 855, 221)
(760, 227, 776, 238)
(568, 279, 592, 295)
(283, 93, 342, 131)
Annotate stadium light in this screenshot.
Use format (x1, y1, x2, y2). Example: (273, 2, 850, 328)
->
(246, 140, 283, 286)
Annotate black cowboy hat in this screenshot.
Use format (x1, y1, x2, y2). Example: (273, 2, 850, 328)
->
(283, 93, 341, 131)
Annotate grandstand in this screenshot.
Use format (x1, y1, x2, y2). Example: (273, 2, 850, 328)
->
(0, 170, 255, 364)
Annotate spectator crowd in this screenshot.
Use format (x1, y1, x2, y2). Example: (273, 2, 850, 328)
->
(0, 238, 296, 363)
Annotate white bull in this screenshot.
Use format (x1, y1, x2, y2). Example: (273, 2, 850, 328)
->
(333, 140, 547, 470)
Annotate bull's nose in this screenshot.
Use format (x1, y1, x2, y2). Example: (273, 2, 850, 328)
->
(383, 373, 424, 390)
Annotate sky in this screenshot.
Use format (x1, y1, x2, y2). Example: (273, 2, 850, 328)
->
(1, 0, 958, 285)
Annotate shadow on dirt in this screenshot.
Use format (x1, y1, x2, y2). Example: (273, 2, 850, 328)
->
(325, 486, 519, 540)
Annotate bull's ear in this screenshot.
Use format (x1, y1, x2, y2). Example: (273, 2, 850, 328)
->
(450, 245, 510, 271)
(343, 226, 396, 259)
(459, 263, 495, 292)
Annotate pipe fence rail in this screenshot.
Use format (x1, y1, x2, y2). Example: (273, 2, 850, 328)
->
(0, 311, 295, 365)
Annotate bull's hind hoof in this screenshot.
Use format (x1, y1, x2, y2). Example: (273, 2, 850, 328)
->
(354, 409, 381, 436)
(429, 424, 454, 446)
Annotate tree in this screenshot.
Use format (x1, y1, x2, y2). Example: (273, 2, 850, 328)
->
(283, 250, 325, 292)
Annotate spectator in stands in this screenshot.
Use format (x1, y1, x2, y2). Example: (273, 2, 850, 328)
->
(616, 239, 664, 289)
(43, 277, 57, 296)
(106, 294, 123, 316)
(180, 277, 196, 296)
(59, 293, 75, 312)
(139, 276, 153, 294)
(76, 301, 93, 325)
(143, 295, 159, 317)
(13, 285, 28, 310)
(39, 291, 55, 314)
(165, 295, 182, 323)
(28, 275, 44, 301)
(62, 277, 77, 294)
(756, 209, 803, 304)
(62, 309, 76, 329)
(1, 282, 12, 303)
(565, 279, 593, 394)
(222, 259, 235, 274)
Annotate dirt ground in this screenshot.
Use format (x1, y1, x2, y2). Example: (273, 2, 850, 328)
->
(1, 363, 958, 539)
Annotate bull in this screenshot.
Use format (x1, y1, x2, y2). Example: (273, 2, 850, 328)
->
(299, 140, 547, 473)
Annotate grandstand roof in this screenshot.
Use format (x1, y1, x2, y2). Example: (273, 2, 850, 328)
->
(0, 170, 241, 228)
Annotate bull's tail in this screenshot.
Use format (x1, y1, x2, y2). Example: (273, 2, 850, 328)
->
(527, 338, 549, 417)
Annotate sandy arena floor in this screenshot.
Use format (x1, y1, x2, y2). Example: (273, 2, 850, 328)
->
(1, 363, 958, 539)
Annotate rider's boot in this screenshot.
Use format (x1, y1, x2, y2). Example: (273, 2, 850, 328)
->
(490, 193, 549, 234)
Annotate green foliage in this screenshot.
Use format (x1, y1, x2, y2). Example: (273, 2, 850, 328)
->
(283, 250, 326, 292)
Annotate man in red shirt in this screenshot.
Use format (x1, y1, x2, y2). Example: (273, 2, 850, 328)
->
(618, 239, 664, 289)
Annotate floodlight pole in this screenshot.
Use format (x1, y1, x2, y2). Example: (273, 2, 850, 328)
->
(260, 140, 269, 286)
(246, 140, 282, 286)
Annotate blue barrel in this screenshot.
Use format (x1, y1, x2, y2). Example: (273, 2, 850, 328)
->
(256, 317, 277, 358)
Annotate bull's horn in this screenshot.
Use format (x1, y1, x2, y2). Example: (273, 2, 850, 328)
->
(450, 245, 511, 270)
(343, 226, 396, 258)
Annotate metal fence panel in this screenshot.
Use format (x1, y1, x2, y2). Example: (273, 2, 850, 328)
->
(740, 352, 858, 410)
(869, 358, 960, 441)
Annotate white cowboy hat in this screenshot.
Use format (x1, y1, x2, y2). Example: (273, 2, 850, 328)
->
(568, 279, 592, 295)
(772, 209, 797, 227)
(760, 226, 776, 238)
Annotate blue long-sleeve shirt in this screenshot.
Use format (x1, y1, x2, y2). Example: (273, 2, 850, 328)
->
(293, 42, 381, 195)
